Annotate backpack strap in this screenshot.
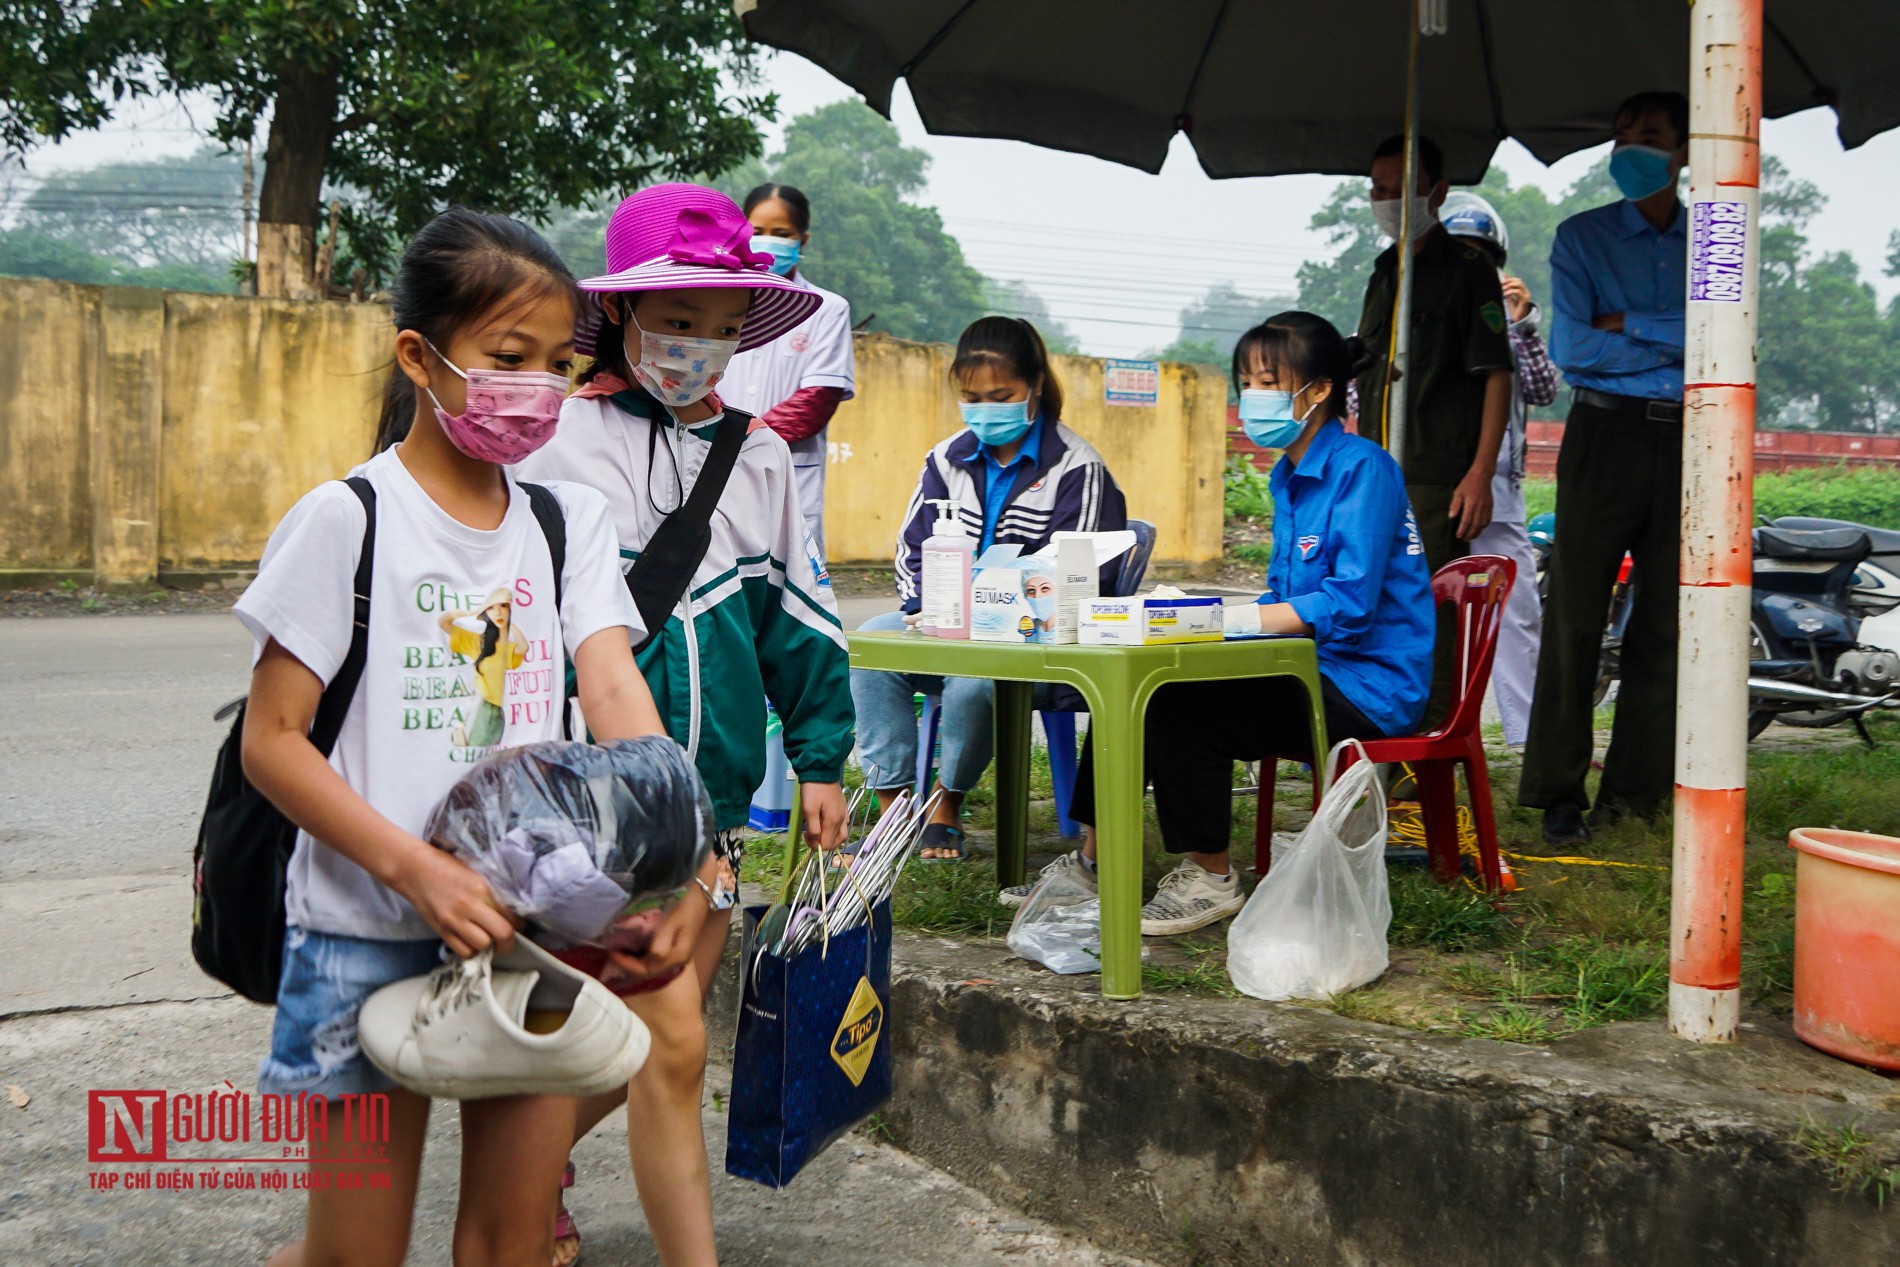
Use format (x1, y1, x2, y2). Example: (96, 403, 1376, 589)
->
(308, 477, 376, 758)
(520, 482, 566, 616)
(518, 480, 573, 740)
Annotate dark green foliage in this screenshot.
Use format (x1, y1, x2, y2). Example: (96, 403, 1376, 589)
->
(2, 1, 769, 284)
(718, 101, 989, 345)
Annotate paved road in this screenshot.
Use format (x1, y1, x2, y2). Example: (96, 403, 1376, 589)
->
(0, 612, 1147, 1267)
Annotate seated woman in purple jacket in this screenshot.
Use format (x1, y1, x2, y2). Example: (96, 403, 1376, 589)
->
(849, 317, 1127, 860)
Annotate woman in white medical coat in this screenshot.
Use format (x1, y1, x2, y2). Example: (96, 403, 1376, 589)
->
(717, 183, 856, 560)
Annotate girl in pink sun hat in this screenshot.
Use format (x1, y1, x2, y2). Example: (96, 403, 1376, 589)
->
(516, 182, 853, 1267)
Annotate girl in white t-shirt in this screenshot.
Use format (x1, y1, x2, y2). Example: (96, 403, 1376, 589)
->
(237, 208, 668, 1267)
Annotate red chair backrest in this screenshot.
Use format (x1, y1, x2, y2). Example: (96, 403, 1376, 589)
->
(1426, 554, 1516, 741)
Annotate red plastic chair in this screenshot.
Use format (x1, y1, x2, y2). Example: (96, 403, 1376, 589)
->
(1252, 555, 1517, 891)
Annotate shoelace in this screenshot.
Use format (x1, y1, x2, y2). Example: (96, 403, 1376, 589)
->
(418, 955, 487, 1024)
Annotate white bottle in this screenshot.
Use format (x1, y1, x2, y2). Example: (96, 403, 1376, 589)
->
(919, 498, 973, 640)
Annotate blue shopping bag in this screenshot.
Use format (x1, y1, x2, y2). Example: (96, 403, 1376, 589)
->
(725, 896, 894, 1188)
(722, 900, 893, 1192)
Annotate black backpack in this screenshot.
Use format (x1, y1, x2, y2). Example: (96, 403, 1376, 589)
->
(192, 477, 568, 1003)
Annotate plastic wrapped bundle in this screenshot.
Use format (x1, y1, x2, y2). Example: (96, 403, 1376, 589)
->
(426, 736, 715, 947)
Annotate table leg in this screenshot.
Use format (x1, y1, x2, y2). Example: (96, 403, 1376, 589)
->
(1089, 701, 1146, 999)
(992, 680, 1033, 888)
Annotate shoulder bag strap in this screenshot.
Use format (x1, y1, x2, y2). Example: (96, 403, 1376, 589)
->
(623, 409, 750, 653)
(308, 477, 376, 758)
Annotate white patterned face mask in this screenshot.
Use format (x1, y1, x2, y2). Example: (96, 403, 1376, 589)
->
(625, 317, 740, 408)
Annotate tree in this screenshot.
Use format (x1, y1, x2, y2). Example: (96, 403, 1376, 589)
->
(984, 278, 1078, 353)
(9, 147, 242, 290)
(720, 101, 988, 344)
(1756, 157, 1899, 432)
(2, 2, 770, 297)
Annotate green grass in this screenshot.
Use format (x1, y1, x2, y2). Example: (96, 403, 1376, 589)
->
(1387, 872, 1515, 952)
(1794, 1119, 1900, 1206)
(1142, 939, 1241, 998)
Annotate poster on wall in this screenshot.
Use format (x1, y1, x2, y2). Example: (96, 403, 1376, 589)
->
(1103, 359, 1160, 407)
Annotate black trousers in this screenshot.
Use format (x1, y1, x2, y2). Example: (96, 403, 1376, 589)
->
(1068, 675, 1385, 855)
(1519, 401, 1682, 817)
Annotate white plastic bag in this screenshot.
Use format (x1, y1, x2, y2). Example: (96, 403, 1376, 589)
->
(1007, 870, 1114, 975)
(1227, 740, 1391, 1000)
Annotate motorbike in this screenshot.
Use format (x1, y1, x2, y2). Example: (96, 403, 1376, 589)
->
(1747, 520, 1900, 739)
(1530, 512, 1900, 740)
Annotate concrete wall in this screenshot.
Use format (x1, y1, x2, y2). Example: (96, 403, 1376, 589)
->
(0, 278, 1228, 583)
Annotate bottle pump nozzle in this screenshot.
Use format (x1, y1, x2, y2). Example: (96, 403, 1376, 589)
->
(928, 499, 966, 536)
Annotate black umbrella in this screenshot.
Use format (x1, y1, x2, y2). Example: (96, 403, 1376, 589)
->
(735, 0, 1897, 182)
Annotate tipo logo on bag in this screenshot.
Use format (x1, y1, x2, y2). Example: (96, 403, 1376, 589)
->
(830, 977, 884, 1087)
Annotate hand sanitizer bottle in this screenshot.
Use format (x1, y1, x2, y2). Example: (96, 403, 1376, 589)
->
(919, 499, 973, 639)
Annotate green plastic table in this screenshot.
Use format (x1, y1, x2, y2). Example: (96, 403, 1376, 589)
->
(847, 630, 1329, 999)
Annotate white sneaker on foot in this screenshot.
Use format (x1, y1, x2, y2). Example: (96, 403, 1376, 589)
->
(1140, 858, 1245, 936)
(359, 937, 650, 1099)
(999, 849, 1097, 908)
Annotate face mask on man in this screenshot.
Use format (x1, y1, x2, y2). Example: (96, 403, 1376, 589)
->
(1372, 193, 1436, 242)
(1608, 144, 1677, 202)
(960, 398, 1035, 447)
(422, 340, 567, 464)
(749, 234, 800, 277)
(626, 316, 740, 409)
(1237, 385, 1321, 451)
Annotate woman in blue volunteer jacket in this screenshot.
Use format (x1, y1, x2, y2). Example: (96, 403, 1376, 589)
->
(1025, 311, 1434, 934)
(852, 316, 1127, 861)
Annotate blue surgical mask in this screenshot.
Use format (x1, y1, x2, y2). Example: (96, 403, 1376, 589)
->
(1609, 145, 1676, 202)
(1027, 589, 1057, 622)
(1238, 388, 1319, 451)
(961, 399, 1034, 447)
(750, 234, 801, 277)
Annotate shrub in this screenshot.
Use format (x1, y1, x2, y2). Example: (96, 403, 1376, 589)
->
(1522, 464, 1900, 531)
(1224, 455, 1274, 523)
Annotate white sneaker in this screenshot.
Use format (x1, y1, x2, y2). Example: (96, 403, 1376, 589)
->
(999, 849, 1096, 907)
(359, 937, 650, 1100)
(1140, 859, 1245, 936)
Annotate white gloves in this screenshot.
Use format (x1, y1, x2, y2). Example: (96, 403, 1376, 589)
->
(1223, 602, 1264, 639)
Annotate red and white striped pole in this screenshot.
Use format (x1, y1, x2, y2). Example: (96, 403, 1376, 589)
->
(1671, 0, 1762, 1043)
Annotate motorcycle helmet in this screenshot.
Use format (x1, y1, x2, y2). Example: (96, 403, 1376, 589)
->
(1440, 191, 1509, 266)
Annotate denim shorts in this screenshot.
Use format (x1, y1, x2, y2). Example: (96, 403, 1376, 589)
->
(257, 925, 444, 1100)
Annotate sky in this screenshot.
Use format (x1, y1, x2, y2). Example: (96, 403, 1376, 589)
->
(13, 49, 1900, 359)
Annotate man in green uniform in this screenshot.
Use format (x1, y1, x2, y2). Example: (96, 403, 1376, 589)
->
(1356, 134, 1514, 722)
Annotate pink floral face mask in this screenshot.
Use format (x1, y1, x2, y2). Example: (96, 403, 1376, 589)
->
(424, 340, 569, 464)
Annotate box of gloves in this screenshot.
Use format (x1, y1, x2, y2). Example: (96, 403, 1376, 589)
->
(1078, 588, 1223, 645)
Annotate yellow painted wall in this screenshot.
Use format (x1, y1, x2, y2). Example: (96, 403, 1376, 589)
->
(0, 281, 97, 572)
(161, 293, 387, 569)
(0, 280, 1228, 581)
(822, 337, 1228, 568)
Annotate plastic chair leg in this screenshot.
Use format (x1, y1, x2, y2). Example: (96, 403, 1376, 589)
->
(1043, 710, 1080, 840)
(1415, 761, 1462, 883)
(915, 693, 942, 797)
(1462, 739, 1504, 893)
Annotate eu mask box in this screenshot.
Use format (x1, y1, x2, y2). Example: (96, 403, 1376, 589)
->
(1078, 595, 1223, 645)
(970, 545, 1055, 644)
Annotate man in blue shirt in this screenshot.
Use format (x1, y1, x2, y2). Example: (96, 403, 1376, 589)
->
(1520, 91, 1689, 846)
